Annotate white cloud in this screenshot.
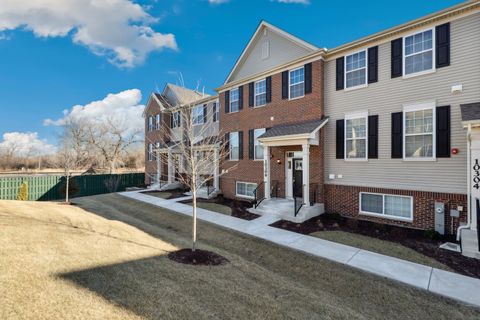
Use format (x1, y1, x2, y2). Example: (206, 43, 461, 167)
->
(274, 0, 310, 3)
(44, 89, 145, 137)
(0, 0, 177, 67)
(0, 132, 56, 156)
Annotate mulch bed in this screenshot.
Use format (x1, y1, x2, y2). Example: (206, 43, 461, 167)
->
(270, 213, 480, 279)
(167, 248, 229, 266)
(180, 196, 260, 221)
(142, 188, 188, 200)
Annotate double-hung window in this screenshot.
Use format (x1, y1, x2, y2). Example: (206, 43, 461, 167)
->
(229, 132, 239, 161)
(148, 143, 153, 161)
(172, 111, 180, 128)
(404, 29, 434, 76)
(255, 79, 267, 107)
(254, 128, 266, 160)
(345, 112, 367, 160)
(155, 114, 160, 130)
(345, 50, 367, 89)
(289, 67, 304, 99)
(360, 192, 413, 221)
(404, 102, 435, 159)
(230, 88, 239, 112)
(192, 105, 204, 125)
(148, 116, 153, 131)
(236, 182, 257, 199)
(213, 101, 219, 122)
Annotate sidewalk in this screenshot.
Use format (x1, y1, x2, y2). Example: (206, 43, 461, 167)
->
(119, 190, 480, 308)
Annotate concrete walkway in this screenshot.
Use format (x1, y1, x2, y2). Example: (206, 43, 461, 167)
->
(119, 190, 480, 308)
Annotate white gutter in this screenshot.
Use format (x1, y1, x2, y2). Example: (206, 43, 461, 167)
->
(457, 123, 472, 241)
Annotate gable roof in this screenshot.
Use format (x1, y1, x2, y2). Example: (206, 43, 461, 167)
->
(259, 118, 329, 140)
(163, 83, 205, 105)
(224, 20, 318, 85)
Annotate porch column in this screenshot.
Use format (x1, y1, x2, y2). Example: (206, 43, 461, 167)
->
(167, 150, 173, 184)
(302, 144, 310, 206)
(214, 147, 220, 190)
(264, 145, 271, 199)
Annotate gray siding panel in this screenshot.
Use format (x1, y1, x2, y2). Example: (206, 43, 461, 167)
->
(324, 13, 480, 194)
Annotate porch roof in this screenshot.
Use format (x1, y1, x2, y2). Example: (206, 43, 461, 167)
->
(461, 102, 480, 127)
(258, 118, 328, 140)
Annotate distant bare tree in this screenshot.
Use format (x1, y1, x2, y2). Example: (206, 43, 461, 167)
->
(154, 96, 235, 252)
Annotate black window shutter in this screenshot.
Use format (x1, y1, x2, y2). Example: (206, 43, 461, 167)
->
(336, 119, 345, 159)
(336, 57, 344, 90)
(238, 86, 244, 110)
(436, 23, 450, 68)
(368, 115, 379, 159)
(367, 46, 378, 84)
(248, 129, 254, 160)
(224, 90, 230, 114)
(281, 71, 288, 99)
(391, 112, 403, 158)
(169, 114, 173, 128)
(238, 131, 244, 160)
(224, 133, 230, 160)
(248, 82, 254, 107)
(391, 38, 403, 78)
(177, 112, 181, 127)
(213, 103, 217, 122)
(203, 104, 207, 123)
(304, 62, 312, 94)
(266, 76, 272, 103)
(436, 105, 451, 157)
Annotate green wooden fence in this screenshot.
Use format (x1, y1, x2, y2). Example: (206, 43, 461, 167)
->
(0, 173, 145, 201)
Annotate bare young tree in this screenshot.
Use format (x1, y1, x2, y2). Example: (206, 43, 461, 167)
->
(153, 98, 235, 252)
(57, 120, 89, 203)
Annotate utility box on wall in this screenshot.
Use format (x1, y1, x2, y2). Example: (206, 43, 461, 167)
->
(435, 202, 445, 235)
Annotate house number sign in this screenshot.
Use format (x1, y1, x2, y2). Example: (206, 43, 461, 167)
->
(474, 159, 480, 190)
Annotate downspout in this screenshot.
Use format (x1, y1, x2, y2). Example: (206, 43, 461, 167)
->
(457, 124, 472, 241)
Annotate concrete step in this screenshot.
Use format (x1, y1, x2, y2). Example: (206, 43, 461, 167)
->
(248, 198, 324, 223)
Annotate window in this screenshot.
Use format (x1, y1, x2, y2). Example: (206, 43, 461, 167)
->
(255, 79, 267, 107)
(192, 105, 204, 125)
(404, 103, 434, 159)
(155, 114, 160, 130)
(345, 50, 367, 89)
(229, 132, 239, 160)
(148, 143, 153, 161)
(254, 128, 266, 160)
(236, 182, 257, 199)
(148, 116, 153, 131)
(213, 101, 219, 122)
(230, 88, 239, 113)
(289, 67, 304, 99)
(345, 113, 367, 160)
(172, 111, 181, 128)
(360, 192, 413, 221)
(404, 29, 434, 76)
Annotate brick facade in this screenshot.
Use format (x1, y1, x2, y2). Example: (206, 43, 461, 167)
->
(219, 60, 325, 200)
(324, 184, 468, 234)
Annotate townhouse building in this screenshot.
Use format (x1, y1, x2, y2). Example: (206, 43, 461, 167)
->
(145, 1, 480, 254)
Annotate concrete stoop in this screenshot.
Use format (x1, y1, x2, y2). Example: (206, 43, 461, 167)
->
(461, 229, 480, 259)
(248, 197, 324, 223)
(184, 188, 221, 200)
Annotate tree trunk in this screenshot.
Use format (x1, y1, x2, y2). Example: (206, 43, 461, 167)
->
(65, 173, 70, 203)
(192, 187, 197, 252)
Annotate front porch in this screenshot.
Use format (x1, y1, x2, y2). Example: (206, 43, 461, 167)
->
(248, 197, 325, 223)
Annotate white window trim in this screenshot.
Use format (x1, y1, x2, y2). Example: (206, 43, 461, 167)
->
(230, 88, 240, 113)
(402, 27, 436, 79)
(359, 192, 414, 222)
(344, 111, 368, 161)
(192, 105, 204, 126)
(236, 181, 257, 199)
(253, 128, 266, 160)
(155, 114, 161, 130)
(172, 111, 181, 128)
(288, 66, 305, 101)
(229, 132, 239, 161)
(254, 79, 267, 108)
(402, 101, 436, 161)
(344, 49, 368, 91)
(148, 143, 153, 162)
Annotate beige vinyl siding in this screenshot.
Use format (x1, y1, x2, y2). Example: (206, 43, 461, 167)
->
(230, 28, 314, 82)
(324, 13, 480, 194)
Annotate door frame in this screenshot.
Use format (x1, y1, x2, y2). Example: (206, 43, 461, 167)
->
(292, 158, 303, 198)
(285, 151, 303, 199)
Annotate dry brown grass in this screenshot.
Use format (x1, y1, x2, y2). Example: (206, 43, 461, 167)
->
(0, 194, 479, 320)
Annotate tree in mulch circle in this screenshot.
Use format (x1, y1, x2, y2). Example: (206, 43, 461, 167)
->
(16, 182, 29, 201)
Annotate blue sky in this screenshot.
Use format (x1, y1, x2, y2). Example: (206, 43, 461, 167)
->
(0, 0, 463, 149)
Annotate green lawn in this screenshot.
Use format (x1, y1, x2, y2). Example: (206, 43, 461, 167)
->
(1, 194, 478, 320)
(311, 230, 452, 271)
